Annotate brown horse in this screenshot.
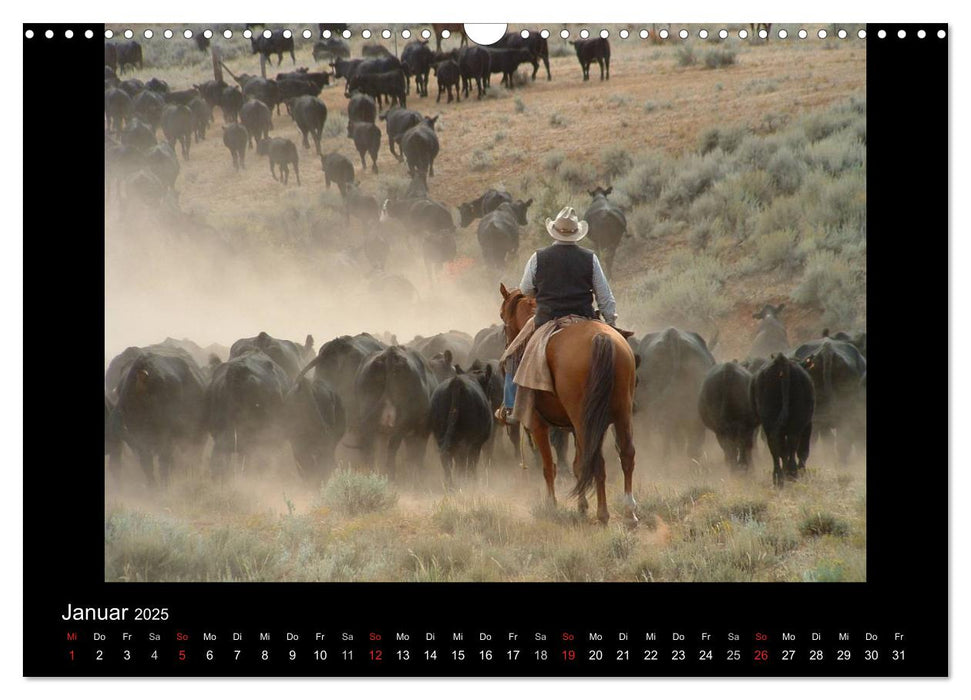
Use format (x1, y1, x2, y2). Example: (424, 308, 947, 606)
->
(431, 24, 469, 53)
(499, 284, 638, 524)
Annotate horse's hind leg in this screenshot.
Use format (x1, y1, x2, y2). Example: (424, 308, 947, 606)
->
(615, 420, 638, 523)
(571, 438, 588, 514)
(529, 418, 557, 503)
(594, 451, 609, 525)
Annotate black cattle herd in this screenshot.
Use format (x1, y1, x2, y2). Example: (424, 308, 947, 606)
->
(104, 29, 865, 498)
(105, 304, 867, 494)
(104, 28, 632, 274)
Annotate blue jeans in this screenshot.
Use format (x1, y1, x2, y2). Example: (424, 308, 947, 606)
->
(503, 359, 518, 410)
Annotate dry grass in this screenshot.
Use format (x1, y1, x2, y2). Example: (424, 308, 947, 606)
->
(105, 25, 867, 582)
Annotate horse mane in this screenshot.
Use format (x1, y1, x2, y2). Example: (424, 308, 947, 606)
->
(500, 288, 527, 323)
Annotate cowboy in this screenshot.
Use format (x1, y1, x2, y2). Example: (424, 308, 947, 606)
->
(496, 206, 619, 425)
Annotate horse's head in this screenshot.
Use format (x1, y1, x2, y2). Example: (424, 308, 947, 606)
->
(499, 283, 536, 345)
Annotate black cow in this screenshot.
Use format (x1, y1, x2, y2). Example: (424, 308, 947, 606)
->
(433, 60, 461, 103)
(145, 77, 169, 94)
(382, 195, 455, 236)
(194, 79, 227, 109)
(751, 354, 815, 487)
(353, 345, 438, 480)
(347, 121, 381, 173)
(160, 104, 193, 159)
(222, 123, 249, 170)
(823, 328, 867, 359)
(188, 96, 212, 142)
(243, 78, 281, 115)
(277, 69, 330, 90)
(468, 358, 504, 463)
(584, 186, 628, 275)
(132, 89, 164, 132)
(144, 142, 180, 191)
(108, 350, 207, 487)
(343, 183, 380, 225)
(484, 47, 538, 89)
(284, 377, 346, 486)
(362, 43, 395, 59)
(105, 87, 133, 133)
(792, 337, 867, 463)
(277, 79, 321, 111)
(330, 57, 365, 84)
(427, 350, 459, 384)
(105, 65, 119, 87)
(240, 99, 273, 147)
(118, 78, 145, 97)
(399, 115, 440, 177)
(430, 369, 494, 485)
(320, 151, 355, 196)
(458, 189, 513, 228)
(379, 106, 423, 160)
(206, 350, 292, 480)
(346, 70, 407, 109)
(476, 199, 533, 268)
(636, 327, 716, 460)
(230, 331, 314, 379)
(348, 93, 377, 123)
(494, 31, 551, 81)
(570, 38, 611, 81)
(290, 95, 327, 154)
(120, 118, 157, 151)
(470, 325, 506, 362)
(421, 229, 458, 279)
(456, 46, 491, 99)
(220, 86, 244, 123)
(105, 43, 118, 73)
(313, 37, 350, 63)
(749, 304, 789, 359)
(195, 33, 210, 53)
(408, 331, 473, 369)
(294, 333, 387, 434)
(698, 362, 760, 470)
(163, 88, 201, 107)
(116, 41, 143, 74)
(402, 40, 434, 97)
(250, 31, 295, 66)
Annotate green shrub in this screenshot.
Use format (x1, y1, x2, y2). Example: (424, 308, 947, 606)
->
(703, 46, 737, 68)
(320, 470, 398, 517)
(799, 511, 850, 538)
(766, 147, 805, 195)
(676, 44, 697, 66)
(543, 150, 565, 171)
(790, 250, 865, 328)
(549, 112, 568, 127)
(470, 149, 494, 172)
(513, 96, 526, 113)
(755, 228, 801, 271)
(601, 145, 634, 179)
(615, 155, 673, 206)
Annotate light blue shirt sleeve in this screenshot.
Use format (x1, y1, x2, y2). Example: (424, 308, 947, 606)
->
(592, 254, 617, 325)
(520, 252, 538, 296)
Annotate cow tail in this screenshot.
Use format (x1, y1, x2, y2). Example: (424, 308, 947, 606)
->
(779, 359, 790, 428)
(823, 349, 833, 401)
(442, 379, 462, 454)
(573, 333, 614, 497)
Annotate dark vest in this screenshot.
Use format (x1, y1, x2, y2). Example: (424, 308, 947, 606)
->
(533, 244, 595, 326)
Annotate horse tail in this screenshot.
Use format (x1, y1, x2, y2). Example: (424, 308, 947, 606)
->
(442, 379, 462, 455)
(573, 333, 615, 498)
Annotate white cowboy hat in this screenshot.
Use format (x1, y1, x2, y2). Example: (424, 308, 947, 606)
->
(545, 206, 589, 242)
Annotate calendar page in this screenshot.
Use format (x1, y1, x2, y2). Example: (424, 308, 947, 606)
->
(22, 18, 947, 677)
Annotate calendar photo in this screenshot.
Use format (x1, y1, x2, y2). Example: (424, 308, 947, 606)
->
(103, 22, 868, 584)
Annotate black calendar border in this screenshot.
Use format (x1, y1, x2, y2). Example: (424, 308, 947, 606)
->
(22, 22, 948, 677)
